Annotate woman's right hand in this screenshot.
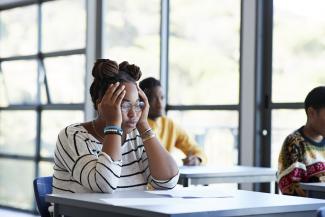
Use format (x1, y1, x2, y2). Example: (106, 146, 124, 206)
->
(98, 82, 125, 126)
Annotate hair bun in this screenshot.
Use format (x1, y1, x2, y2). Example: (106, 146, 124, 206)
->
(119, 61, 142, 81)
(92, 59, 119, 80)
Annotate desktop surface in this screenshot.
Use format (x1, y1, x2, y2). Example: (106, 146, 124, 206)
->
(47, 186, 325, 217)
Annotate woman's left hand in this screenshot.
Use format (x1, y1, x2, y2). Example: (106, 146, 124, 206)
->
(136, 85, 150, 132)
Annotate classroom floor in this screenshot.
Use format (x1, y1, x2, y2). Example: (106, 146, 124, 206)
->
(0, 208, 39, 217)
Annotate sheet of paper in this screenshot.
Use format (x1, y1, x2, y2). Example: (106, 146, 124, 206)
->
(101, 198, 185, 206)
(146, 187, 233, 198)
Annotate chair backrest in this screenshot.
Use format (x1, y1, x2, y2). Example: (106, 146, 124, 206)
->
(317, 207, 325, 217)
(33, 176, 53, 217)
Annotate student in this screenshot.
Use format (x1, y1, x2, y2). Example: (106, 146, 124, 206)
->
(278, 86, 325, 196)
(139, 77, 207, 166)
(52, 59, 179, 193)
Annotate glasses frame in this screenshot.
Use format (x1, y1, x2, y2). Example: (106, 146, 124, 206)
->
(120, 100, 145, 113)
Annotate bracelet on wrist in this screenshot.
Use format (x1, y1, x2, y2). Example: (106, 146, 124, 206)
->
(104, 125, 123, 137)
(141, 128, 152, 135)
(141, 128, 156, 142)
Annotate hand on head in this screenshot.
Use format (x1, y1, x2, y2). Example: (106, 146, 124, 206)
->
(97, 82, 126, 127)
(98, 81, 151, 134)
(136, 85, 150, 129)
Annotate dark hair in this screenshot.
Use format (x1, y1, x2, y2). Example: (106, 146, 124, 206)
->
(90, 59, 142, 109)
(139, 77, 161, 99)
(304, 86, 325, 113)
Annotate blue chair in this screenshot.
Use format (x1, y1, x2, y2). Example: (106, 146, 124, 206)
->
(317, 206, 325, 217)
(33, 176, 53, 217)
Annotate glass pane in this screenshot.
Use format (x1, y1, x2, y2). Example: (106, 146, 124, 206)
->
(0, 5, 37, 57)
(103, 0, 160, 79)
(41, 110, 84, 158)
(42, 0, 86, 52)
(0, 111, 36, 156)
(0, 72, 8, 107)
(44, 55, 85, 103)
(273, 0, 325, 102)
(167, 110, 238, 166)
(40, 161, 54, 177)
(271, 109, 306, 168)
(169, 0, 240, 105)
(0, 159, 34, 210)
(1, 60, 38, 104)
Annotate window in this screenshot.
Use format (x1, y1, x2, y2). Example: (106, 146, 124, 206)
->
(168, 111, 238, 166)
(0, 5, 37, 57)
(271, 0, 325, 167)
(0, 111, 36, 156)
(168, 0, 241, 166)
(103, 0, 160, 79)
(44, 55, 85, 103)
(42, 0, 85, 52)
(0, 159, 35, 209)
(169, 0, 240, 105)
(0, 0, 86, 211)
(1, 60, 38, 105)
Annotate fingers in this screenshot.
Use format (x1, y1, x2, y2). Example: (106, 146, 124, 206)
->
(115, 89, 126, 106)
(111, 84, 125, 103)
(101, 82, 120, 103)
(100, 82, 126, 106)
(137, 85, 149, 103)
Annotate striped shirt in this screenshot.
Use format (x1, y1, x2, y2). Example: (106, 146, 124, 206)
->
(52, 124, 179, 193)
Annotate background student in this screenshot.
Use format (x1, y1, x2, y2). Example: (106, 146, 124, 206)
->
(278, 86, 325, 196)
(139, 77, 207, 166)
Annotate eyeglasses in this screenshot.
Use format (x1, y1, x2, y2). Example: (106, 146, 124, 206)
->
(121, 101, 145, 113)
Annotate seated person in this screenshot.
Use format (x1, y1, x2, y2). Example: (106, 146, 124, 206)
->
(278, 86, 325, 196)
(139, 77, 207, 166)
(52, 59, 179, 194)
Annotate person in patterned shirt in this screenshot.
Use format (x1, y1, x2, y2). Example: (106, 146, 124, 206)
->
(278, 86, 325, 196)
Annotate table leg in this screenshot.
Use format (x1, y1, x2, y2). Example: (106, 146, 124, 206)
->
(183, 178, 191, 187)
(53, 204, 60, 217)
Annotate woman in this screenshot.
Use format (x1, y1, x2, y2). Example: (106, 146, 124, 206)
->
(52, 59, 179, 193)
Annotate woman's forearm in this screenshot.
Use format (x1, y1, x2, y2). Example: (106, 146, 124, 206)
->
(101, 134, 122, 161)
(143, 136, 179, 179)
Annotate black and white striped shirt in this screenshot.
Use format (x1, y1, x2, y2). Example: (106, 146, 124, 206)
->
(52, 124, 179, 193)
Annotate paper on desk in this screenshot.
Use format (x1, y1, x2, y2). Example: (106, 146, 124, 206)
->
(146, 187, 233, 198)
(101, 198, 185, 206)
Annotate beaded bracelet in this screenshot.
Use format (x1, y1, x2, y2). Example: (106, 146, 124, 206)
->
(103, 125, 123, 136)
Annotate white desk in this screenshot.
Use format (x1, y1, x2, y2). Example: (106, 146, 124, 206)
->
(47, 186, 325, 217)
(301, 182, 325, 199)
(178, 166, 277, 187)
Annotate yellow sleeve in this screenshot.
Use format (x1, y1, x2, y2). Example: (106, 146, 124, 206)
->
(172, 121, 207, 165)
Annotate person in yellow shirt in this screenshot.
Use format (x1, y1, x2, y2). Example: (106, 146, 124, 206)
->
(139, 77, 207, 165)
